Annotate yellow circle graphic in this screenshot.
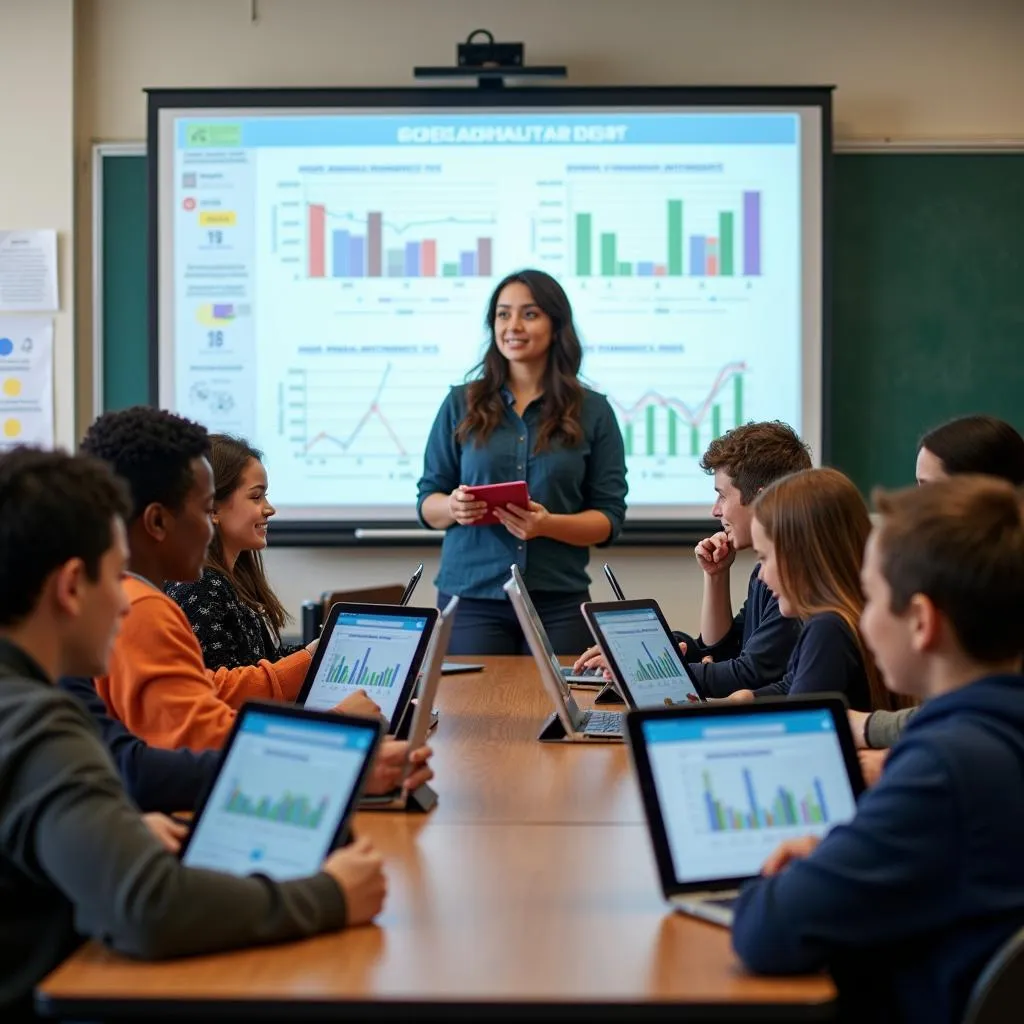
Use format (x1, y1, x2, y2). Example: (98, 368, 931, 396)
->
(2, 378, 22, 397)
(3, 419, 21, 438)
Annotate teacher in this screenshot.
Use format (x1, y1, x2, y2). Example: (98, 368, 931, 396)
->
(417, 269, 627, 656)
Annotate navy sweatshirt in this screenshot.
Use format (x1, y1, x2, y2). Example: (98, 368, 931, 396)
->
(675, 566, 801, 698)
(753, 612, 871, 711)
(57, 676, 218, 814)
(732, 674, 1024, 1024)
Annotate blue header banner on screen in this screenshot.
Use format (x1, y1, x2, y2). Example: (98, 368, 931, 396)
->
(153, 89, 827, 527)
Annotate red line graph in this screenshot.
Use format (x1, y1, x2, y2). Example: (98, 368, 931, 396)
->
(302, 363, 408, 456)
(605, 361, 746, 428)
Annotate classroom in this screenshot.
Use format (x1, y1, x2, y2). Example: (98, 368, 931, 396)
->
(1, 1, 1023, 1021)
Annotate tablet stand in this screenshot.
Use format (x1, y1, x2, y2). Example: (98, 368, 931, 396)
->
(537, 712, 572, 742)
(360, 781, 439, 813)
(594, 682, 625, 705)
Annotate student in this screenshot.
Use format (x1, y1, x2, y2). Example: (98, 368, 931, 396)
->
(576, 421, 809, 694)
(0, 447, 387, 1020)
(417, 269, 627, 655)
(81, 406, 379, 751)
(722, 468, 899, 712)
(851, 413, 1024, 767)
(732, 476, 1024, 1024)
(166, 434, 297, 670)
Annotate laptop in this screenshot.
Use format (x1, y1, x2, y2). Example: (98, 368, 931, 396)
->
(504, 568, 624, 742)
(506, 565, 607, 688)
(397, 562, 483, 677)
(580, 600, 705, 708)
(625, 696, 865, 926)
(296, 602, 438, 734)
(602, 562, 627, 601)
(180, 702, 383, 881)
(363, 596, 457, 813)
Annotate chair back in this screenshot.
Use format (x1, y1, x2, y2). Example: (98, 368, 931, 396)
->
(963, 925, 1024, 1024)
(321, 583, 408, 614)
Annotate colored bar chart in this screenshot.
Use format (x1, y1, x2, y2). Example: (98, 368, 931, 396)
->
(702, 768, 829, 832)
(634, 641, 685, 682)
(573, 193, 761, 278)
(617, 363, 747, 458)
(223, 783, 329, 830)
(321, 647, 402, 689)
(308, 204, 494, 280)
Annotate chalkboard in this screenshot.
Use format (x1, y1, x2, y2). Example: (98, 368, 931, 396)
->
(95, 148, 1024, 494)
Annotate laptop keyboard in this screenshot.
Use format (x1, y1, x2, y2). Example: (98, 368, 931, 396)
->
(705, 896, 737, 910)
(582, 710, 623, 734)
(563, 666, 604, 680)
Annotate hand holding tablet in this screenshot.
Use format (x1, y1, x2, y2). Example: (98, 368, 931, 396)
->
(452, 481, 530, 526)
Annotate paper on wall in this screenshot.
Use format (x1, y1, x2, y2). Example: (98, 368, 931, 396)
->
(0, 230, 59, 312)
(0, 316, 54, 450)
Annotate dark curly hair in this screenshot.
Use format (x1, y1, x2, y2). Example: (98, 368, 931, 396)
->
(80, 406, 210, 522)
(0, 447, 131, 626)
(456, 269, 584, 452)
(700, 421, 811, 504)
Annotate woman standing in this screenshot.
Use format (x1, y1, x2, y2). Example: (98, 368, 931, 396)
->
(417, 269, 627, 655)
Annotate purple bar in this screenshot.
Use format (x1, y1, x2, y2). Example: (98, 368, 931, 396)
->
(477, 237, 492, 276)
(404, 241, 420, 277)
(332, 230, 350, 278)
(348, 235, 365, 277)
(637, 261, 655, 276)
(367, 212, 382, 276)
(689, 236, 706, 277)
(743, 191, 761, 275)
(212, 303, 234, 318)
(459, 250, 476, 276)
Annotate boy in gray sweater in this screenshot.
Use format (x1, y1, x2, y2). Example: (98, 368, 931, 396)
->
(0, 448, 386, 1020)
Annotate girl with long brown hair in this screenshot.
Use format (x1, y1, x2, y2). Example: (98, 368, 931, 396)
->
(166, 435, 296, 670)
(417, 269, 628, 655)
(726, 467, 901, 712)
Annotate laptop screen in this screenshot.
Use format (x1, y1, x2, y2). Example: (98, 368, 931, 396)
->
(641, 707, 858, 884)
(182, 709, 376, 880)
(590, 606, 699, 705)
(302, 611, 431, 717)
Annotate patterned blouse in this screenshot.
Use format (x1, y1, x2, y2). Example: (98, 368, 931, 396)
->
(165, 567, 296, 671)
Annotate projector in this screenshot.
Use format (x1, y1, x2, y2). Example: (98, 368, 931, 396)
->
(413, 29, 567, 86)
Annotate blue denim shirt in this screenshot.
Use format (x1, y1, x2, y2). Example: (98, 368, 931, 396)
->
(416, 384, 628, 599)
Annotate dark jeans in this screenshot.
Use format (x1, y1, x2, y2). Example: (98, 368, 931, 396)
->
(439, 589, 593, 656)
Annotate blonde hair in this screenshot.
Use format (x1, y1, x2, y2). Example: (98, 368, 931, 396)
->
(754, 468, 904, 711)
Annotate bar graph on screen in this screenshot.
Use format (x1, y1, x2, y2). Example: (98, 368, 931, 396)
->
(300, 181, 498, 280)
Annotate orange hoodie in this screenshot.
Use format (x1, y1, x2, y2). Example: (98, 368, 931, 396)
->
(94, 576, 311, 751)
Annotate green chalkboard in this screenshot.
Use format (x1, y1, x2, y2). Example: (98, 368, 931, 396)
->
(830, 153, 1024, 490)
(96, 150, 1024, 492)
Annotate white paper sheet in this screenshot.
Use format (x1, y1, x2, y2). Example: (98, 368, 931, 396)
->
(0, 230, 59, 311)
(0, 316, 54, 450)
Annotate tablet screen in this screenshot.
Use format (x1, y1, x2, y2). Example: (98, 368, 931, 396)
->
(182, 710, 375, 880)
(591, 606, 699, 705)
(303, 610, 431, 718)
(641, 708, 858, 883)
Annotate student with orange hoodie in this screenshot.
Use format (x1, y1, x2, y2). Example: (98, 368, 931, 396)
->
(82, 407, 380, 751)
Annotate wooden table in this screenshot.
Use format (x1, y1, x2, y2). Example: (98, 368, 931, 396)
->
(37, 657, 837, 1021)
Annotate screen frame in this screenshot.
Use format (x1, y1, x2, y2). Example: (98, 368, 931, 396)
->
(624, 695, 864, 895)
(580, 598, 705, 704)
(179, 700, 384, 870)
(147, 84, 834, 545)
(296, 600, 439, 731)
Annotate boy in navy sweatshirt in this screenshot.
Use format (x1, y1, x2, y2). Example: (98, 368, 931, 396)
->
(732, 475, 1024, 1024)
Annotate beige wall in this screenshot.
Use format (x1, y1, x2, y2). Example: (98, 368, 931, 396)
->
(0, 0, 75, 446)
(6, 0, 1024, 626)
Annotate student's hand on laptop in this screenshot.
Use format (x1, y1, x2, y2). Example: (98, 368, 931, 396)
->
(725, 689, 755, 703)
(858, 748, 889, 787)
(695, 531, 736, 576)
(848, 709, 870, 749)
(365, 740, 435, 795)
(572, 644, 609, 675)
(142, 813, 188, 854)
(322, 837, 387, 925)
(332, 689, 382, 719)
(761, 836, 821, 876)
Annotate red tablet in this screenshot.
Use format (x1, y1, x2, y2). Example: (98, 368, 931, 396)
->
(464, 480, 530, 525)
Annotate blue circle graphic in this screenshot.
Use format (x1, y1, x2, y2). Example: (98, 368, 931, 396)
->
(0, 338, 13, 357)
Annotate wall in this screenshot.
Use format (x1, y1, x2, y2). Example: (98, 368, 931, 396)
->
(0, 0, 75, 447)
(64, 0, 1024, 624)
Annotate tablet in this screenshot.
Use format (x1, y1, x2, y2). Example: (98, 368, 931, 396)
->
(463, 480, 530, 525)
(180, 702, 383, 881)
(296, 602, 438, 733)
